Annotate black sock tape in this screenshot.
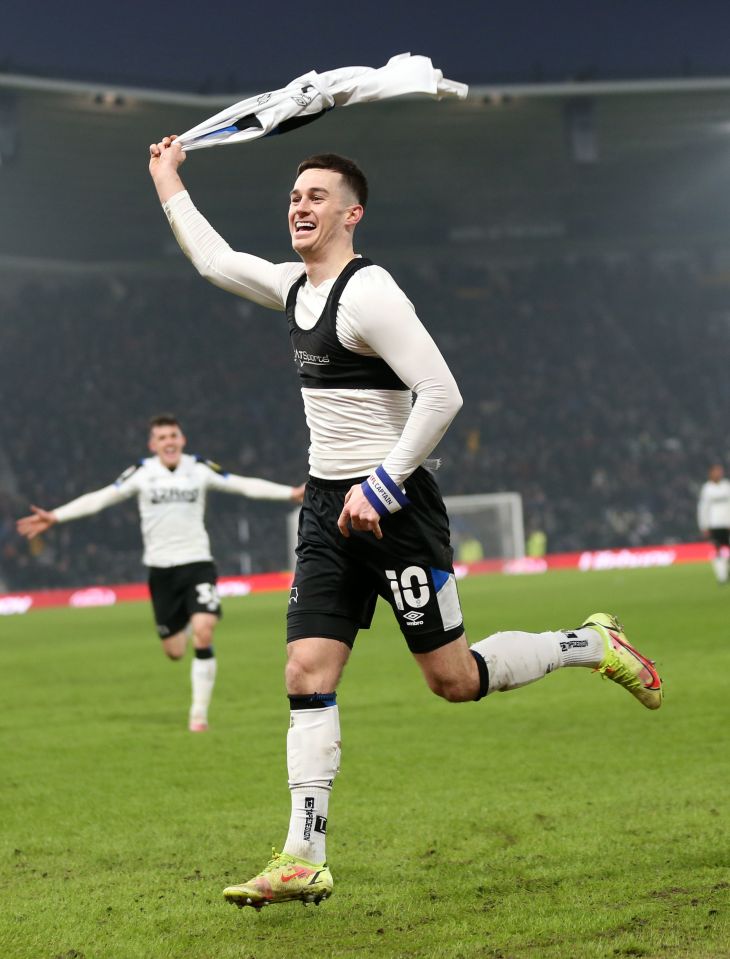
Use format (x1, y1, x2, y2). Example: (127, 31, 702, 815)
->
(288, 692, 337, 710)
(470, 649, 489, 701)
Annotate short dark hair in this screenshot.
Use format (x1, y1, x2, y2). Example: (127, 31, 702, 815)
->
(296, 153, 368, 208)
(148, 413, 181, 432)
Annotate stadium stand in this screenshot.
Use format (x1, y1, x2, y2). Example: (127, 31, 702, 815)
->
(3, 79, 730, 589)
(2, 251, 729, 589)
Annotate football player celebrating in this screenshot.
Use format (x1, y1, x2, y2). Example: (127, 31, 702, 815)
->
(149, 137, 663, 908)
(17, 413, 304, 732)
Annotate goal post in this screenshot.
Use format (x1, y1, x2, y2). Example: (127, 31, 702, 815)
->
(445, 492, 525, 564)
(286, 491, 525, 570)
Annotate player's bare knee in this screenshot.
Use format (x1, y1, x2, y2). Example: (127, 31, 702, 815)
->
(426, 673, 473, 702)
(285, 656, 318, 693)
(286, 649, 341, 694)
(162, 632, 187, 660)
(193, 627, 214, 649)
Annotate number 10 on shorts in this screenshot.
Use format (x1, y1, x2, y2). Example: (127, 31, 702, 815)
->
(385, 567, 430, 611)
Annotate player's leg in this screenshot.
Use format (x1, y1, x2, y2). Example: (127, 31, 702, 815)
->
(412, 623, 606, 700)
(383, 469, 662, 709)
(161, 630, 188, 660)
(188, 612, 219, 732)
(710, 530, 729, 584)
(149, 566, 190, 660)
(223, 636, 351, 909)
(184, 563, 222, 732)
(410, 615, 662, 709)
(282, 635, 349, 861)
(285, 635, 351, 694)
(718, 547, 730, 584)
(470, 615, 661, 708)
(223, 477, 369, 908)
(411, 632, 480, 701)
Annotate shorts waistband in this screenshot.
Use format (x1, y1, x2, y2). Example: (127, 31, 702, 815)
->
(308, 473, 369, 491)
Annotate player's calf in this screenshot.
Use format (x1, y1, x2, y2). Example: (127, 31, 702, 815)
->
(413, 634, 483, 702)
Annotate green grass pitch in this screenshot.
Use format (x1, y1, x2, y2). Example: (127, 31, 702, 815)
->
(2, 563, 729, 959)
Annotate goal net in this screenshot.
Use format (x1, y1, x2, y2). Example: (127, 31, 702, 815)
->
(285, 491, 524, 570)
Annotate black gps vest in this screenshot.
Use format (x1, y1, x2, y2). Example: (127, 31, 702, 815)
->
(286, 258, 409, 391)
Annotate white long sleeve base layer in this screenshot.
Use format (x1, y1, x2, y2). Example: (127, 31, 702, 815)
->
(162, 192, 463, 486)
(470, 627, 604, 693)
(283, 706, 341, 864)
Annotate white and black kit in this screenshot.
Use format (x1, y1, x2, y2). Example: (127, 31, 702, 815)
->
(52, 452, 296, 636)
(163, 191, 466, 652)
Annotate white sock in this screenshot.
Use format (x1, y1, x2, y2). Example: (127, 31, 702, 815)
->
(712, 555, 729, 583)
(470, 627, 604, 693)
(283, 700, 340, 864)
(557, 627, 606, 667)
(190, 653, 217, 720)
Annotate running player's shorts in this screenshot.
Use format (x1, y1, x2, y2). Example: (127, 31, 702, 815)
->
(709, 528, 730, 549)
(287, 468, 464, 654)
(148, 561, 222, 638)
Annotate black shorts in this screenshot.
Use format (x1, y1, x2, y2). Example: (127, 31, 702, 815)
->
(148, 561, 222, 639)
(709, 528, 730, 550)
(287, 468, 464, 654)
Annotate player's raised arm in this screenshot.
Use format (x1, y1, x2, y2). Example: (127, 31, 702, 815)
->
(148, 136, 302, 309)
(148, 135, 187, 204)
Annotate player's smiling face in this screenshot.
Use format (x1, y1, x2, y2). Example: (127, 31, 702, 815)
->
(149, 425, 186, 469)
(288, 168, 361, 258)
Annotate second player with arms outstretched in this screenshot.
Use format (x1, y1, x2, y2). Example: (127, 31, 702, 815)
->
(17, 414, 305, 732)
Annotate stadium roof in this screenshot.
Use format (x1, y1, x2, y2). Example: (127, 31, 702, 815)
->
(3, 72, 730, 268)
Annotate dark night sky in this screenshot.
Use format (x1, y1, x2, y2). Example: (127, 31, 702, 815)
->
(4, 0, 730, 93)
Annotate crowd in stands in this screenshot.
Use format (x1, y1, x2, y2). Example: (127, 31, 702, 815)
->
(0, 275, 307, 590)
(415, 253, 730, 553)
(1, 251, 728, 590)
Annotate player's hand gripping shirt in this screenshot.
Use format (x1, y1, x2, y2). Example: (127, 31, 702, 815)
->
(53, 453, 293, 567)
(697, 478, 730, 530)
(162, 191, 463, 486)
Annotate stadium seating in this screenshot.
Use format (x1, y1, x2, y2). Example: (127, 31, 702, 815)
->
(2, 253, 728, 589)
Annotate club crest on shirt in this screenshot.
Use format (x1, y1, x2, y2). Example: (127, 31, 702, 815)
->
(291, 83, 316, 108)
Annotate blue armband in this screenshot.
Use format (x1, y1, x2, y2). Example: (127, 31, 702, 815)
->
(361, 466, 410, 518)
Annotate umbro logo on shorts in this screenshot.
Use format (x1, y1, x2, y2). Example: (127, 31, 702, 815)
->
(402, 610, 424, 625)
